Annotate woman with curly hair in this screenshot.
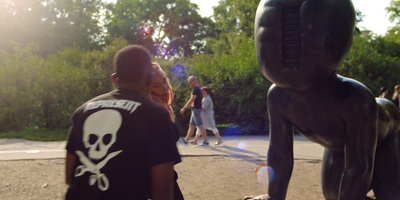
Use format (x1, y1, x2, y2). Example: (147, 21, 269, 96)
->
(150, 63, 184, 200)
(151, 63, 175, 121)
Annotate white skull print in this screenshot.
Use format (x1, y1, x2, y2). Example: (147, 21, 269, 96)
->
(83, 109, 122, 160)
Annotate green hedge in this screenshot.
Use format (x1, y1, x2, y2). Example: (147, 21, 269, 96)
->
(2, 35, 400, 137)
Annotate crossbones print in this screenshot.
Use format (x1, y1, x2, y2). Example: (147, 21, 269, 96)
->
(74, 150, 122, 191)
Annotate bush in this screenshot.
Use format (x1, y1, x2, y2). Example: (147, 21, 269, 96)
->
(340, 35, 400, 96)
(158, 37, 271, 135)
(0, 39, 128, 131)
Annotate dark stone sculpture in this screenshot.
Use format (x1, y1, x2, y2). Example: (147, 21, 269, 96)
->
(249, 0, 400, 199)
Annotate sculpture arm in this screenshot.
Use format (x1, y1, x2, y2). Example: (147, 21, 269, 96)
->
(266, 86, 294, 200)
(339, 108, 377, 199)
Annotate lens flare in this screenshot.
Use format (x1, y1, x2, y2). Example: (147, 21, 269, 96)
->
(164, 48, 169, 56)
(140, 27, 152, 36)
(256, 165, 276, 185)
(222, 125, 241, 136)
(238, 142, 247, 150)
(172, 64, 185, 76)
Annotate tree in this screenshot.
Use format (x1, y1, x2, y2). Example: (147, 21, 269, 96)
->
(160, 0, 216, 56)
(387, 0, 400, 25)
(370, 35, 400, 58)
(382, 0, 400, 41)
(212, 0, 260, 38)
(44, 0, 104, 51)
(103, 0, 151, 50)
(0, 0, 104, 56)
(0, 0, 52, 55)
(104, 0, 215, 57)
(202, 0, 260, 56)
(354, 9, 364, 34)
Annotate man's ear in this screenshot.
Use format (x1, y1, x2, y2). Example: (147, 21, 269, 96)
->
(111, 72, 119, 86)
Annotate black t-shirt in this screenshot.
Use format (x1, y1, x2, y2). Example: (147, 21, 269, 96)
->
(192, 85, 203, 109)
(65, 88, 181, 200)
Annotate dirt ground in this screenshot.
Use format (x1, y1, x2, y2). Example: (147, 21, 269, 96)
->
(0, 155, 376, 200)
(0, 156, 326, 200)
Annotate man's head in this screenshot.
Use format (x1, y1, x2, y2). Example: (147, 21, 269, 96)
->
(395, 85, 400, 93)
(112, 45, 153, 95)
(188, 76, 198, 88)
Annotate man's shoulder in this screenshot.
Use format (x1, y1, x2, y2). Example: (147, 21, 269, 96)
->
(192, 85, 202, 94)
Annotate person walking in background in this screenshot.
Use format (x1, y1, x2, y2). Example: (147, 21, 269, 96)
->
(190, 86, 223, 145)
(393, 85, 400, 107)
(150, 62, 184, 200)
(179, 76, 209, 146)
(65, 45, 181, 200)
(378, 86, 389, 99)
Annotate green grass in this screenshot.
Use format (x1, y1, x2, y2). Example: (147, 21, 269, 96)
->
(0, 127, 68, 141)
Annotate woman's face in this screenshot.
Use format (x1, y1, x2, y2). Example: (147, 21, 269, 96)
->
(151, 70, 169, 100)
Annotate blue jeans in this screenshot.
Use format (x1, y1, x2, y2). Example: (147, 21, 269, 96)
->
(189, 108, 203, 126)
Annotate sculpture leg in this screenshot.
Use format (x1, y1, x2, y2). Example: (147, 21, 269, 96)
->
(321, 148, 344, 200)
(371, 133, 400, 200)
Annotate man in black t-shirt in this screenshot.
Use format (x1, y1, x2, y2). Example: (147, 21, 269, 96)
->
(179, 76, 209, 146)
(65, 45, 181, 200)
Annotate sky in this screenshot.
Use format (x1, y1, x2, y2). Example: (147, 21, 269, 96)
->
(352, 0, 394, 35)
(191, 0, 396, 36)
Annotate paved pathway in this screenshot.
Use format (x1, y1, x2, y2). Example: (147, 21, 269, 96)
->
(0, 139, 66, 160)
(0, 135, 325, 161)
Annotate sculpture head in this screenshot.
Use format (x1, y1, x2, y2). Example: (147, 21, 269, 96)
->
(254, 0, 355, 91)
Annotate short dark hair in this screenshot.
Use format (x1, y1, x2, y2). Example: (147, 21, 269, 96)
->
(113, 45, 152, 83)
(201, 86, 210, 94)
(379, 86, 388, 94)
